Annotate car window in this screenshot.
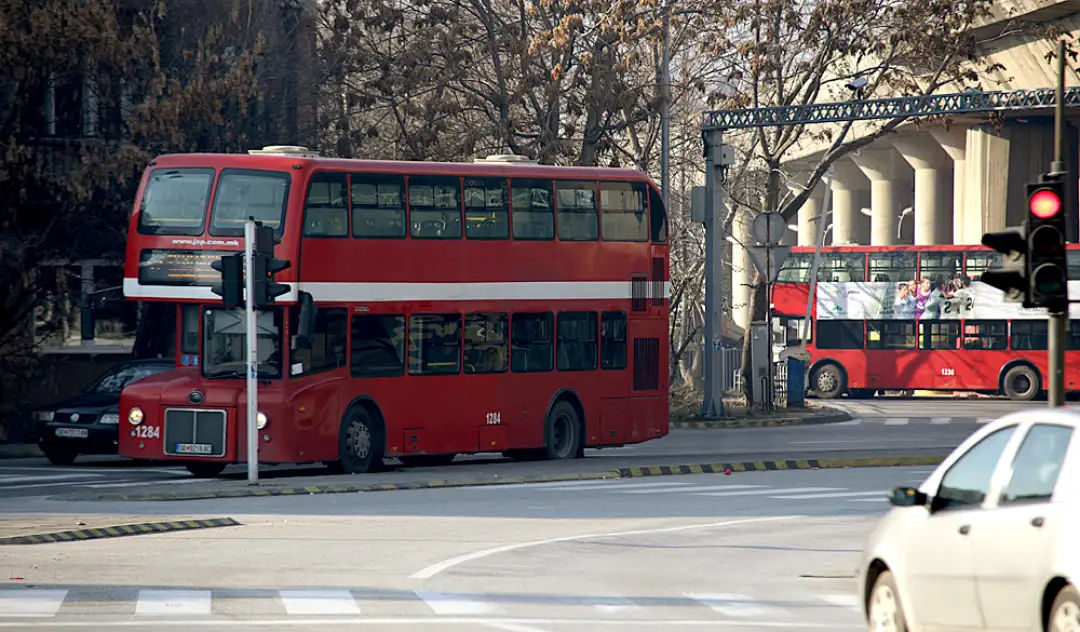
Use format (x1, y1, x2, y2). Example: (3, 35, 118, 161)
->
(999, 424, 1073, 506)
(935, 426, 1016, 511)
(88, 365, 171, 394)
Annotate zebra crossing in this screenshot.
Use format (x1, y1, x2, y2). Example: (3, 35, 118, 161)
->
(0, 586, 864, 622)
(456, 476, 908, 504)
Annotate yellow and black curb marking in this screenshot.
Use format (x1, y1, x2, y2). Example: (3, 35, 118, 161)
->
(615, 455, 946, 478)
(73, 471, 621, 503)
(0, 517, 240, 546)
(671, 411, 850, 430)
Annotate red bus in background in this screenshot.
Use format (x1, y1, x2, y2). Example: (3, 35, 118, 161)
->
(771, 244, 1080, 402)
(118, 147, 670, 477)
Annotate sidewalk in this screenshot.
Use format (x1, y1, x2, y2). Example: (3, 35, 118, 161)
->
(669, 392, 851, 429)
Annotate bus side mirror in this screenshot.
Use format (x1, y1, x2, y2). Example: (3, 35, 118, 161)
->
(294, 291, 315, 350)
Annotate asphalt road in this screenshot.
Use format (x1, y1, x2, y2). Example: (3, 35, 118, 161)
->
(0, 396, 1036, 500)
(0, 465, 936, 630)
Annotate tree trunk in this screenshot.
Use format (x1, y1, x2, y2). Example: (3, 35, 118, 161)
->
(739, 272, 768, 403)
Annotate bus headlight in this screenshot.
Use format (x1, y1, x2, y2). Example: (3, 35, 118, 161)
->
(128, 408, 144, 425)
(256, 412, 268, 430)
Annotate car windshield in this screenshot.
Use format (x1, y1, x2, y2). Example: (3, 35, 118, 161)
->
(202, 308, 283, 379)
(87, 364, 171, 394)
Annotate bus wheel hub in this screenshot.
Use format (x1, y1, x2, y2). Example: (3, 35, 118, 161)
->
(347, 423, 371, 459)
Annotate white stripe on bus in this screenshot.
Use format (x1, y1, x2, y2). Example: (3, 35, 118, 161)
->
(123, 278, 671, 302)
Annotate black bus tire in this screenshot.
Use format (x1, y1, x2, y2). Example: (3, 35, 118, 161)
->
(1002, 365, 1040, 401)
(335, 406, 384, 474)
(186, 462, 227, 478)
(812, 364, 846, 399)
(544, 400, 582, 460)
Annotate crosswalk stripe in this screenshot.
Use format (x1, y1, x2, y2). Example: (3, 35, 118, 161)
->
(415, 591, 499, 615)
(547, 482, 693, 492)
(692, 487, 844, 498)
(848, 498, 886, 503)
(278, 590, 361, 615)
(0, 590, 67, 617)
(819, 594, 862, 612)
(930, 417, 951, 424)
(684, 593, 785, 617)
(134, 590, 211, 616)
(833, 419, 863, 425)
(884, 418, 909, 425)
(769, 490, 887, 500)
(618, 484, 767, 495)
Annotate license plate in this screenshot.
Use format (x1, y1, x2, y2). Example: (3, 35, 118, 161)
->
(175, 443, 213, 455)
(55, 428, 88, 439)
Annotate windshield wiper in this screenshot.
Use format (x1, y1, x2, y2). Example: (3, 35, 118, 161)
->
(206, 370, 246, 379)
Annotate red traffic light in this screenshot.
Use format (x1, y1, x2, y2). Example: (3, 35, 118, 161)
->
(1029, 188, 1062, 219)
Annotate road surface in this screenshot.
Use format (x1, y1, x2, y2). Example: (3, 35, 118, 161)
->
(0, 465, 936, 630)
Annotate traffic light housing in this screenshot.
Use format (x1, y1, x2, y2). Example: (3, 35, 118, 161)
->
(981, 226, 1031, 306)
(251, 223, 291, 307)
(1026, 175, 1068, 311)
(210, 253, 244, 308)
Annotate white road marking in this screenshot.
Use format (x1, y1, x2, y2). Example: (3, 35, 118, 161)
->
(769, 490, 886, 500)
(458, 480, 622, 490)
(84, 479, 207, 489)
(278, 590, 360, 615)
(486, 623, 551, 632)
(415, 592, 499, 615)
(0, 590, 68, 617)
(819, 594, 862, 612)
(134, 590, 212, 616)
(589, 597, 643, 613)
(685, 593, 784, 617)
(977, 417, 994, 424)
(930, 417, 951, 424)
(692, 487, 843, 498)
(0, 474, 102, 484)
(410, 515, 801, 579)
(549, 482, 694, 492)
(0, 615, 861, 628)
(617, 485, 767, 495)
(884, 418, 909, 425)
(833, 419, 863, 425)
(848, 498, 886, 503)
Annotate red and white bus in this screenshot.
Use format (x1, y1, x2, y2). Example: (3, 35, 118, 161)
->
(117, 147, 670, 477)
(771, 243, 1080, 401)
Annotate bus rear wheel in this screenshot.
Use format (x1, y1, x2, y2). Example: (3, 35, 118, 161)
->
(544, 400, 582, 460)
(334, 406, 384, 474)
(186, 462, 227, 478)
(1002, 365, 1040, 401)
(812, 364, 846, 399)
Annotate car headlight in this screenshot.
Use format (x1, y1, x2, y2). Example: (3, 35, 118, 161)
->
(256, 412, 268, 430)
(128, 408, 144, 425)
(100, 414, 120, 425)
(34, 411, 54, 422)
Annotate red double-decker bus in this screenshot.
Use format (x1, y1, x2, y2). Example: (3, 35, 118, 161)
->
(771, 243, 1080, 401)
(117, 147, 670, 477)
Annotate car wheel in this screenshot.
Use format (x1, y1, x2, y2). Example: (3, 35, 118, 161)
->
(1049, 584, 1080, 632)
(42, 444, 78, 466)
(867, 570, 908, 632)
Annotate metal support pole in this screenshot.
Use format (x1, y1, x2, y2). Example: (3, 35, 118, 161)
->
(660, 0, 671, 202)
(244, 219, 260, 483)
(765, 247, 773, 412)
(1049, 38, 1068, 408)
(799, 172, 833, 356)
(701, 129, 727, 417)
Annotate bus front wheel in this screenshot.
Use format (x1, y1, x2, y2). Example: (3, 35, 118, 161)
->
(334, 406, 384, 474)
(544, 400, 582, 460)
(812, 364, 846, 399)
(1002, 365, 1040, 401)
(186, 462, 227, 478)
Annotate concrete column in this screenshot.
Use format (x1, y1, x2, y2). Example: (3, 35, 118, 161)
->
(784, 173, 826, 246)
(850, 148, 915, 246)
(891, 134, 954, 245)
(930, 128, 968, 244)
(732, 211, 753, 329)
(963, 125, 1010, 239)
(830, 160, 870, 244)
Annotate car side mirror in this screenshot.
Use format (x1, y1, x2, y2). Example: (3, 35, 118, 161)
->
(889, 486, 928, 508)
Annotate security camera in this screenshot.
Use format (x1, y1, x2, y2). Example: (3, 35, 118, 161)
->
(846, 77, 869, 91)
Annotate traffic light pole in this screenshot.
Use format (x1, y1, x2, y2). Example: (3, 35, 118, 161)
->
(1049, 38, 1068, 408)
(244, 219, 260, 483)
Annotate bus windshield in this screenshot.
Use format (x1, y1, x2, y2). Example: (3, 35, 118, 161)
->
(137, 168, 215, 235)
(202, 308, 284, 379)
(209, 169, 291, 236)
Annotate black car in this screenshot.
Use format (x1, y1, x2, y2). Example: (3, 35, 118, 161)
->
(34, 358, 176, 465)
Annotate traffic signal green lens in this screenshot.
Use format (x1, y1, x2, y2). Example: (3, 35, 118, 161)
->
(1030, 189, 1062, 219)
(1034, 265, 1065, 294)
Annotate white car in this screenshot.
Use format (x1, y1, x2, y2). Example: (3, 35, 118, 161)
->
(857, 408, 1080, 631)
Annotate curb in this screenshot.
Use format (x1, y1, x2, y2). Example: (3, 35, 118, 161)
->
(615, 455, 946, 477)
(671, 411, 850, 429)
(0, 517, 240, 546)
(66, 471, 621, 502)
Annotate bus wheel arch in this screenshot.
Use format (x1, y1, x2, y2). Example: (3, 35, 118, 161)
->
(809, 361, 847, 399)
(999, 362, 1041, 401)
(545, 389, 586, 459)
(330, 396, 387, 474)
